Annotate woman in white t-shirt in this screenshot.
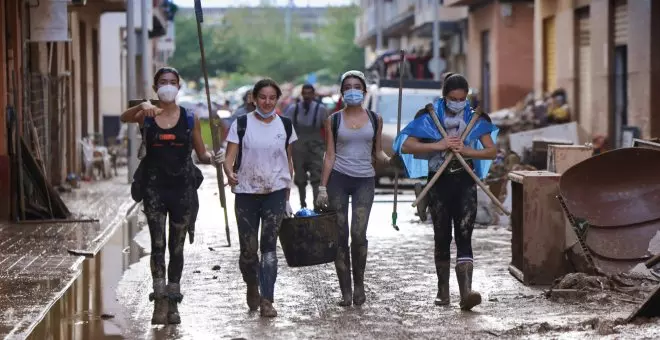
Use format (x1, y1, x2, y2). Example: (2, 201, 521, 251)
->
(223, 78, 297, 318)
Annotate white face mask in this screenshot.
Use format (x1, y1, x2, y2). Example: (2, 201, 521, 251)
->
(157, 85, 178, 103)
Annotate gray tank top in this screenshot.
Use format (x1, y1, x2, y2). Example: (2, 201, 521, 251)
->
(333, 112, 375, 178)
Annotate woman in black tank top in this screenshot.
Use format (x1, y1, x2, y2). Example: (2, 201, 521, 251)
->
(120, 67, 223, 325)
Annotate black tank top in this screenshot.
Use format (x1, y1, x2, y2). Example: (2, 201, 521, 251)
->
(144, 107, 193, 187)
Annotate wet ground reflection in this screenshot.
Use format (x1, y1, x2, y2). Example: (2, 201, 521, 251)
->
(28, 212, 145, 340)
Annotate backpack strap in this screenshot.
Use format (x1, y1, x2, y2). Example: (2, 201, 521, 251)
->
(367, 110, 379, 154)
(233, 115, 248, 172)
(331, 111, 341, 151)
(281, 116, 293, 157)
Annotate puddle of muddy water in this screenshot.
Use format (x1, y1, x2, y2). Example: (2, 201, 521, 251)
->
(28, 211, 146, 340)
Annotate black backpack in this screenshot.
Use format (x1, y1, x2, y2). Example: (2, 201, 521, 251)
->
(233, 114, 293, 172)
(330, 110, 379, 154)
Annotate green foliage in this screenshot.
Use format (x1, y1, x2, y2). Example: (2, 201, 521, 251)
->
(169, 6, 365, 85)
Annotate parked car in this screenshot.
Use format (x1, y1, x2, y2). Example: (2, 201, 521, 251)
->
(363, 79, 442, 184)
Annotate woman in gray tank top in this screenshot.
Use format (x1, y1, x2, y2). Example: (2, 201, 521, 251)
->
(315, 70, 393, 307)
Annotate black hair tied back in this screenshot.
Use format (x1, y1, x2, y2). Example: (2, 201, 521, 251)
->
(442, 72, 469, 98)
(153, 67, 181, 86)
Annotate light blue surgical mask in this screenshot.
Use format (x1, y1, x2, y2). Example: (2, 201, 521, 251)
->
(255, 108, 276, 119)
(343, 89, 364, 106)
(446, 100, 467, 114)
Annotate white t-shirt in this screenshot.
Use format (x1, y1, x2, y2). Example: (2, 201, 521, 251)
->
(226, 113, 298, 194)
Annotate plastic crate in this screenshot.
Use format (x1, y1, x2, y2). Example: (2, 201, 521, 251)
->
(279, 211, 339, 267)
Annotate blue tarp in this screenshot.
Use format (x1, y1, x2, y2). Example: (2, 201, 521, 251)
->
(392, 98, 499, 180)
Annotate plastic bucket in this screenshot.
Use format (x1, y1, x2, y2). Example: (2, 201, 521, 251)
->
(279, 211, 339, 267)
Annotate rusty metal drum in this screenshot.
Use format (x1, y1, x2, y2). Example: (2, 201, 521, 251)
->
(279, 211, 339, 267)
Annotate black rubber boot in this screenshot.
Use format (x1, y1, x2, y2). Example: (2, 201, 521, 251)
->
(167, 283, 183, 324)
(351, 244, 368, 306)
(149, 279, 168, 325)
(455, 261, 482, 311)
(246, 284, 261, 311)
(434, 260, 450, 306)
(335, 247, 352, 306)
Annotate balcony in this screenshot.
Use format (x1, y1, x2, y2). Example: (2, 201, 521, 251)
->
(412, 2, 467, 37)
(355, 1, 416, 47)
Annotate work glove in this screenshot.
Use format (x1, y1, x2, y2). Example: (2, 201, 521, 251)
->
(211, 149, 225, 166)
(285, 201, 293, 217)
(315, 186, 329, 209)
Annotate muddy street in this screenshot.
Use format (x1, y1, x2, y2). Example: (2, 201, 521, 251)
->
(82, 165, 656, 340)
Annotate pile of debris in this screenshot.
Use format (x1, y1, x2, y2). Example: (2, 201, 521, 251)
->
(545, 272, 658, 305)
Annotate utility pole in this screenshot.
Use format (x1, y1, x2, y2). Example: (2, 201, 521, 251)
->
(141, 0, 150, 99)
(126, 0, 138, 183)
(432, 0, 441, 81)
(285, 0, 293, 43)
(376, 0, 383, 53)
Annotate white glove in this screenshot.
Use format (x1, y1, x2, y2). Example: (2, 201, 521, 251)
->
(211, 149, 225, 165)
(285, 201, 293, 217)
(315, 186, 329, 209)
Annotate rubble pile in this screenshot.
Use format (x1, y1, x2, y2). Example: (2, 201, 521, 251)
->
(545, 272, 659, 305)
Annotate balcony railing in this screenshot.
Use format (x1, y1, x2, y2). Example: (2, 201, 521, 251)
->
(414, 2, 467, 27)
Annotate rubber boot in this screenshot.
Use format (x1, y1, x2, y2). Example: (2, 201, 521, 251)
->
(260, 298, 278, 318)
(434, 260, 450, 306)
(335, 247, 352, 307)
(149, 279, 168, 325)
(167, 283, 183, 324)
(246, 284, 261, 311)
(351, 244, 368, 306)
(298, 185, 307, 208)
(455, 261, 482, 311)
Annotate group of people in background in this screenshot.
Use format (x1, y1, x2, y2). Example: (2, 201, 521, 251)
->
(122, 66, 498, 325)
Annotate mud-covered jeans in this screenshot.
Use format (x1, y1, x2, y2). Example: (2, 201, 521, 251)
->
(328, 170, 375, 272)
(144, 184, 198, 285)
(292, 138, 324, 208)
(428, 169, 477, 264)
(235, 189, 287, 302)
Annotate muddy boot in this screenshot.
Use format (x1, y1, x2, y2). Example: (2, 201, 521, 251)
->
(455, 261, 481, 311)
(167, 283, 183, 324)
(246, 284, 261, 311)
(351, 244, 368, 306)
(149, 279, 168, 325)
(260, 298, 278, 318)
(335, 247, 352, 307)
(434, 260, 450, 306)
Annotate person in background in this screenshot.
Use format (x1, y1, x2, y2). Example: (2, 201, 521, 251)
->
(394, 73, 498, 311)
(120, 67, 224, 325)
(283, 84, 328, 210)
(316, 71, 393, 307)
(231, 89, 256, 119)
(545, 88, 571, 125)
(222, 78, 297, 318)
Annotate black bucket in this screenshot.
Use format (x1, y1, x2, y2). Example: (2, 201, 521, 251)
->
(279, 211, 339, 267)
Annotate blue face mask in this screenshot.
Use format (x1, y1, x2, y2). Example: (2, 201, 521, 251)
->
(343, 89, 364, 106)
(255, 108, 276, 119)
(446, 100, 467, 113)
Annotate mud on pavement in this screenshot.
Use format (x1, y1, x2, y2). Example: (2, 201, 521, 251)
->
(110, 166, 660, 340)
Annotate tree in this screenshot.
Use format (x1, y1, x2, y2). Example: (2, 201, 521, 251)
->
(315, 6, 365, 77)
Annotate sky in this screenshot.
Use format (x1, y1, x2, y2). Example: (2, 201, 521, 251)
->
(172, 0, 355, 7)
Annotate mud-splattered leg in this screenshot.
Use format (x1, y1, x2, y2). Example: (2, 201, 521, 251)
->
(308, 140, 325, 210)
(144, 185, 169, 324)
(293, 143, 309, 208)
(328, 170, 352, 306)
(350, 176, 375, 306)
(453, 173, 480, 311)
(258, 189, 285, 317)
(235, 193, 262, 311)
(165, 187, 195, 324)
(428, 175, 453, 306)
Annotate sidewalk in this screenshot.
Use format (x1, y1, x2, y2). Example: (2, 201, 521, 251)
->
(0, 168, 136, 339)
(115, 166, 660, 339)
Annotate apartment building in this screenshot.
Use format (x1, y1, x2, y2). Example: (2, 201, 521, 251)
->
(354, 0, 469, 80)
(533, 0, 660, 144)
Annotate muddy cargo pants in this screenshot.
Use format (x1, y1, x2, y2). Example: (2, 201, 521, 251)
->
(292, 138, 324, 209)
(235, 189, 286, 302)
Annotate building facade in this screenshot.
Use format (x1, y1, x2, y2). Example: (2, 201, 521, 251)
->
(354, 0, 469, 80)
(533, 0, 660, 144)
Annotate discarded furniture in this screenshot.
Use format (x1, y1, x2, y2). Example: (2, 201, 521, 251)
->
(559, 148, 660, 275)
(546, 144, 593, 174)
(526, 138, 573, 170)
(632, 138, 660, 151)
(508, 122, 580, 158)
(508, 170, 566, 285)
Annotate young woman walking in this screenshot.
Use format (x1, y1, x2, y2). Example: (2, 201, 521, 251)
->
(223, 78, 297, 318)
(316, 70, 392, 307)
(120, 67, 223, 324)
(396, 73, 498, 311)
